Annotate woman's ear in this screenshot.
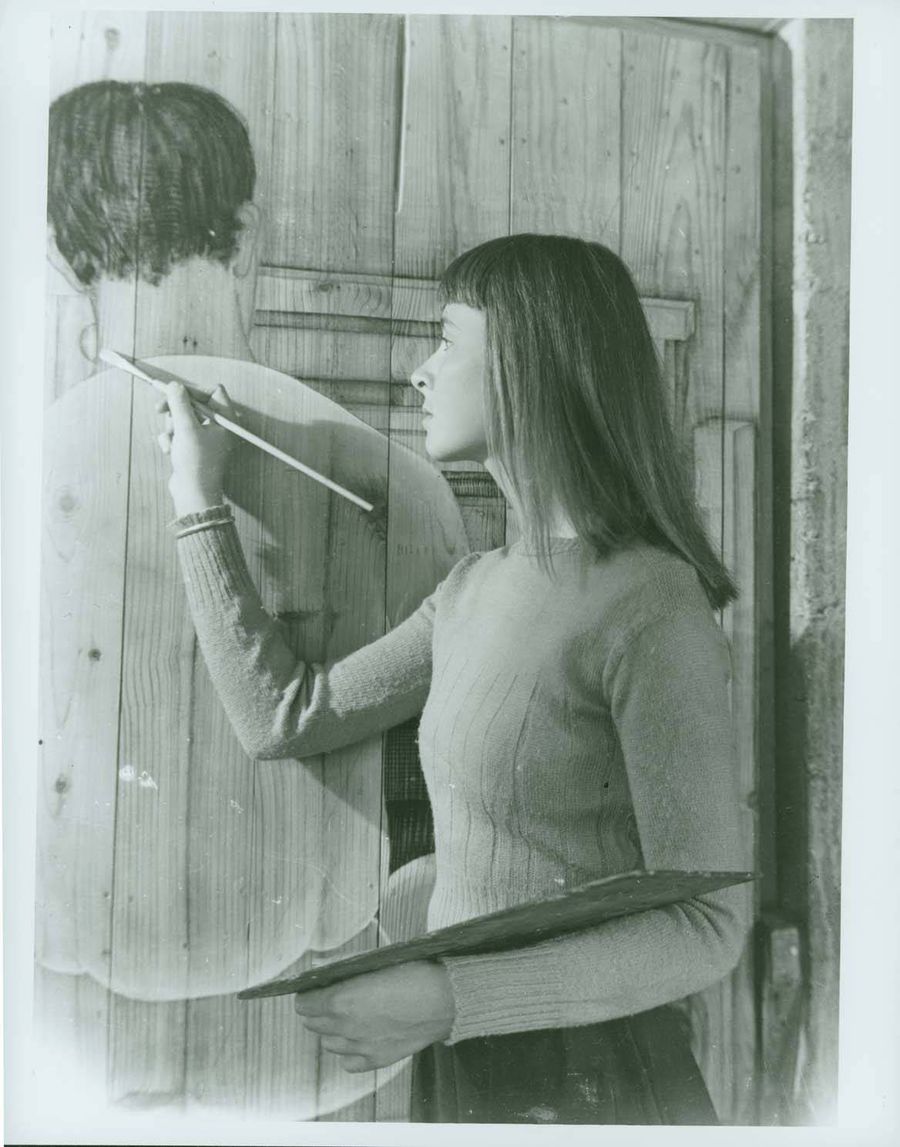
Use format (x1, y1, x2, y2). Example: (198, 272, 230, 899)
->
(232, 202, 263, 281)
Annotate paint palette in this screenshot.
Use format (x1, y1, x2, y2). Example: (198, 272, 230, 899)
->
(239, 868, 757, 999)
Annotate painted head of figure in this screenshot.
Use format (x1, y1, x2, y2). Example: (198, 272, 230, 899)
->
(414, 234, 736, 610)
(47, 80, 257, 288)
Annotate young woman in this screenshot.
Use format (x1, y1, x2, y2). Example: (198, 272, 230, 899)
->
(158, 234, 749, 1125)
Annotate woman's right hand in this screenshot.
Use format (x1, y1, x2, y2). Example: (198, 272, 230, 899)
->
(157, 381, 238, 517)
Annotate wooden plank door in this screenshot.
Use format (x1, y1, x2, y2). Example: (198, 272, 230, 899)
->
(39, 12, 768, 1126)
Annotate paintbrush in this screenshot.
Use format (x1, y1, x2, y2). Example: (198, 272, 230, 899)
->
(99, 349, 374, 513)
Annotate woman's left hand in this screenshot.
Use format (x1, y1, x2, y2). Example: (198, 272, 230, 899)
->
(294, 961, 455, 1072)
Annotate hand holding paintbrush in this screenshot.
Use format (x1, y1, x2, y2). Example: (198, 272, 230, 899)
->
(156, 378, 240, 518)
(99, 349, 374, 516)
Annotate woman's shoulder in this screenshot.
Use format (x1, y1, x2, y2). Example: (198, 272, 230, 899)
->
(591, 542, 719, 644)
(580, 544, 730, 696)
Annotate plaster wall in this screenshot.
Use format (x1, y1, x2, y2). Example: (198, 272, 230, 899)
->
(772, 16, 852, 1126)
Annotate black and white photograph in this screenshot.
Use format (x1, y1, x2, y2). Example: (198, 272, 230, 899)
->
(1, 2, 895, 1143)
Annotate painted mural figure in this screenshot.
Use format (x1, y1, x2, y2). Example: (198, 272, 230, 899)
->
(38, 79, 467, 1117)
(158, 231, 752, 1124)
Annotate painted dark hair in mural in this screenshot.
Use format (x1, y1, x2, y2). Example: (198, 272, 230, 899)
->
(441, 234, 737, 610)
(48, 81, 256, 288)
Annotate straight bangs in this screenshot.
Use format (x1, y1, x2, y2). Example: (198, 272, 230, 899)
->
(440, 235, 737, 610)
(440, 238, 511, 311)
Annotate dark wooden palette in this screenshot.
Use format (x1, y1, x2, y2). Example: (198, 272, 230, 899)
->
(239, 868, 756, 1000)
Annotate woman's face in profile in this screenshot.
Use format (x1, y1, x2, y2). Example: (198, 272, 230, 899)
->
(411, 303, 489, 465)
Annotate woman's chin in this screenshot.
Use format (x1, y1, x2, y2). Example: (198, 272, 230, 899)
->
(424, 438, 462, 464)
(422, 426, 485, 466)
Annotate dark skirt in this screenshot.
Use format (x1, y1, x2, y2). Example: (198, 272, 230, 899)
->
(410, 1003, 718, 1125)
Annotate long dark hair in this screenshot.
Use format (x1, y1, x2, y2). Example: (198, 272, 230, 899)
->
(440, 234, 737, 610)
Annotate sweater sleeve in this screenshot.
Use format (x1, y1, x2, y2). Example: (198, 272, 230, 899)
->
(173, 507, 439, 760)
(440, 608, 753, 1042)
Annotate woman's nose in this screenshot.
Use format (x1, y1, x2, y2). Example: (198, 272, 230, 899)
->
(410, 364, 431, 393)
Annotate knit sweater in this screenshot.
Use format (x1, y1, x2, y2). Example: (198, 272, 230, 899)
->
(174, 507, 751, 1044)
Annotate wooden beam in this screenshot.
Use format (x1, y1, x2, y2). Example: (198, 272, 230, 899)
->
(255, 266, 695, 346)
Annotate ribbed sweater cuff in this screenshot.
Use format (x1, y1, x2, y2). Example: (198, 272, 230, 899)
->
(173, 509, 258, 602)
(441, 946, 569, 1044)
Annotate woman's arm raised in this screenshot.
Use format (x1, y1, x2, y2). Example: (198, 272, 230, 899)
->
(158, 379, 437, 761)
(173, 510, 437, 760)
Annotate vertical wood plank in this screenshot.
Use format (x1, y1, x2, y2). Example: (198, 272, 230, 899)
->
(184, 995, 248, 1109)
(107, 375, 192, 1101)
(725, 423, 760, 1123)
(693, 418, 758, 1123)
(374, 1062, 413, 1123)
(267, 13, 401, 273)
(36, 371, 134, 1093)
(107, 997, 188, 1105)
(43, 13, 148, 1105)
(50, 11, 149, 100)
(133, 15, 280, 1108)
(395, 15, 513, 277)
(721, 44, 764, 1124)
(101, 15, 278, 1107)
(510, 17, 621, 245)
(250, 13, 402, 1119)
(620, 31, 727, 444)
(391, 13, 512, 445)
(389, 10, 514, 576)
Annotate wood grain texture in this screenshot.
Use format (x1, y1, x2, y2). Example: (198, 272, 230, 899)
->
(724, 48, 762, 423)
(37, 373, 133, 984)
(510, 17, 621, 244)
(394, 15, 513, 276)
(620, 31, 727, 452)
(107, 995, 187, 1105)
(267, 14, 401, 272)
(693, 418, 759, 1123)
(98, 19, 278, 1102)
(49, 10, 149, 100)
(719, 46, 764, 1122)
(106, 373, 193, 1096)
(391, 15, 513, 431)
